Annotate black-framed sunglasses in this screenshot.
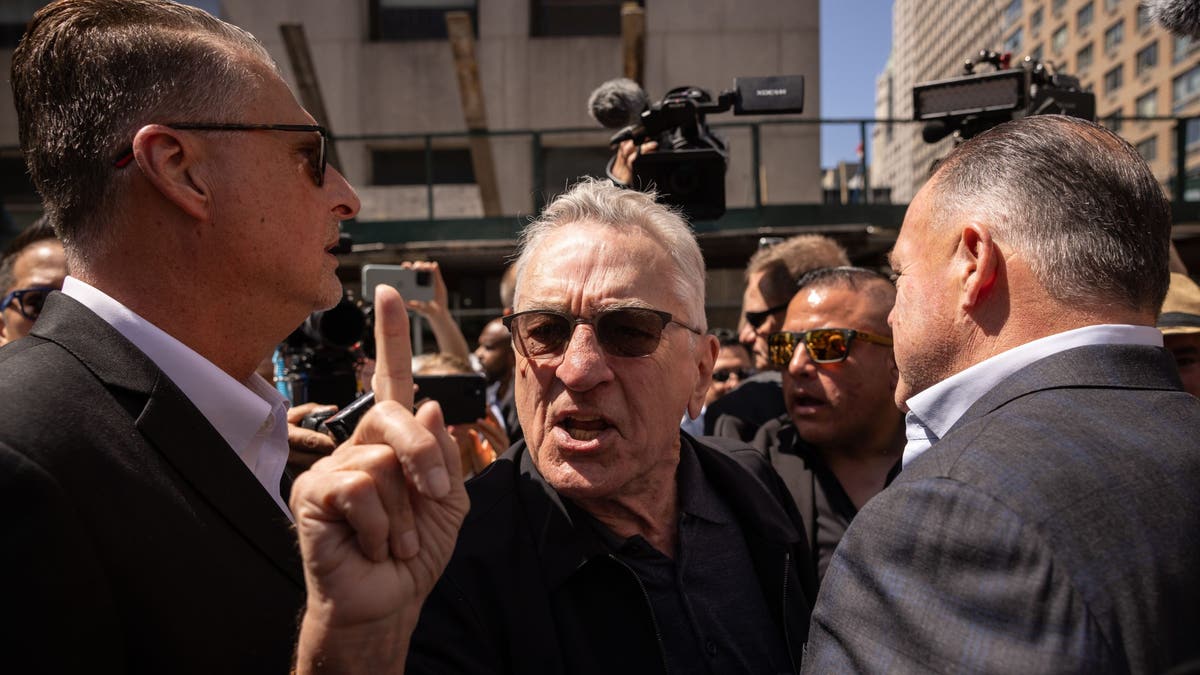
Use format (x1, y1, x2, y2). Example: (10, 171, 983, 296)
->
(745, 302, 790, 330)
(502, 307, 702, 361)
(2, 286, 55, 321)
(767, 328, 893, 367)
(113, 123, 330, 187)
(712, 367, 754, 383)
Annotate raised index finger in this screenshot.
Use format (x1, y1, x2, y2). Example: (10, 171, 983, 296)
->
(372, 284, 414, 409)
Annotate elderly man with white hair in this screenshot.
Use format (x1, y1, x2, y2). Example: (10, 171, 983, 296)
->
(292, 178, 818, 674)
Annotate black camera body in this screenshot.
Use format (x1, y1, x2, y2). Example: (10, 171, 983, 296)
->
(602, 75, 804, 221)
(914, 50, 1095, 144)
(278, 294, 370, 408)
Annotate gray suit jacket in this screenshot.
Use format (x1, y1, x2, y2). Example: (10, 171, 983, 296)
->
(803, 344, 1200, 674)
(0, 293, 304, 674)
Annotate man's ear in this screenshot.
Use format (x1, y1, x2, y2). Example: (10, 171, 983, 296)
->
(131, 125, 210, 221)
(956, 222, 999, 310)
(687, 333, 720, 418)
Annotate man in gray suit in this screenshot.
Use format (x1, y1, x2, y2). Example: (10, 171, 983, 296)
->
(803, 115, 1200, 673)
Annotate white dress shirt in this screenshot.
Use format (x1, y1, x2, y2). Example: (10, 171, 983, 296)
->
(63, 276, 294, 520)
(902, 324, 1164, 467)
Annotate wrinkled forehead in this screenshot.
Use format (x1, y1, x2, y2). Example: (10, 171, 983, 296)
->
(517, 224, 676, 309)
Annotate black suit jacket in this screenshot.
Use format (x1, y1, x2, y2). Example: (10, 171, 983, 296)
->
(804, 344, 1200, 673)
(0, 294, 304, 674)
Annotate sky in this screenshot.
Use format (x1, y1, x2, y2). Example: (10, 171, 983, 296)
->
(820, 0, 895, 168)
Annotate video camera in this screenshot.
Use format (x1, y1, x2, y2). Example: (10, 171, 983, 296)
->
(276, 293, 372, 408)
(914, 50, 1095, 144)
(589, 75, 804, 221)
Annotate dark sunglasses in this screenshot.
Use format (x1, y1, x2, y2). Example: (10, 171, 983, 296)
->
(745, 302, 790, 330)
(2, 286, 55, 321)
(502, 307, 701, 361)
(767, 328, 893, 367)
(712, 368, 754, 383)
(114, 123, 329, 187)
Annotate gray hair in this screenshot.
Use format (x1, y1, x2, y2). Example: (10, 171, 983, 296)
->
(927, 115, 1172, 314)
(12, 0, 276, 259)
(513, 178, 707, 329)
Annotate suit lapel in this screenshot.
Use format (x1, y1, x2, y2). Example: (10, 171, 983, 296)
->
(33, 293, 304, 587)
(137, 380, 304, 587)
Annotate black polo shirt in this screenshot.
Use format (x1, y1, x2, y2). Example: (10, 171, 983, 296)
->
(584, 442, 793, 675)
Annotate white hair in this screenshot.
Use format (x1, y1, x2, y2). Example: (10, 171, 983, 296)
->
(513, 178, 707, 329)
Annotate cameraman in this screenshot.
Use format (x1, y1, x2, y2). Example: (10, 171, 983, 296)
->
(607, 138, 658, 187)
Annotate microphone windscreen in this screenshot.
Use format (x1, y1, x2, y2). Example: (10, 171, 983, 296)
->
(588, 78, 649, 129)
(1147, 0, 1200, 38)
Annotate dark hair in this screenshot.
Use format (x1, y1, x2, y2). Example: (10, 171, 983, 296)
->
(795, 266, 896, 334)
(928, 114, 1172, 314)
(0, 216, 59, 291)
(11, 0, 274, 255)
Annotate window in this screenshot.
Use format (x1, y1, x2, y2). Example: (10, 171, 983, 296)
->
(369, 0, 478, 41)
(1078, 43, 1094, 72)
(1137, 3, 1153, 30)
(0, 0, 46, 48)
(1137, 136, 1157, 162)
(1175, 34, 1200, 63)
(1136, 90, 1157, 117)
(1053, 24, 1068, 53)
(1077, 2, 1094, 33)
(0, 154, 38, 205)
(1005, 27, 1023, 54)
(1104, 20, 1124, 52)
(1103, 112, 1123, 134)
(1173, 64, 1200, 112)
(1186, 118, 1200, 149)
(540, 146, 611, 196)
(1005, 0, 1023, 26)
(1053, 0, 1067, 14)
(371, 148, 476, 185)
(1031, 7, 1044, 34)
(1136, 42, 1158, 76)
(531, 0, 636, 37)
(1104, 0, 1121, 12)
(1105, 64, 1124, 93)
(1031, 43, 1044, 62)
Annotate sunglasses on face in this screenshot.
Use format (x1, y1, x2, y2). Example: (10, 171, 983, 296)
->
(766, 328, 893, 367)
(114, 122, 330, 187)
(712, 368, 754, 383)
(745, 302, 790, 330)
(1, 286, 55, 321)
(501, 307, 701, 362)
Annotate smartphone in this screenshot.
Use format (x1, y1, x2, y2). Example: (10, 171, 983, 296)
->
(413, 374, 488, 426)
(361, 264, 436, 304)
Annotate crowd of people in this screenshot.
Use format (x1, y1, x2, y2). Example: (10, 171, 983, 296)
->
(2, 1, 1200, 674)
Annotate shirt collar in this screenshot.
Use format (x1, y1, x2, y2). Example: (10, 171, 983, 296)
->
(61, 276, 288, 465)
(903, 324, 1162, 466)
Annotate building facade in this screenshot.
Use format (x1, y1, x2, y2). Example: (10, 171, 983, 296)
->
(873, 0, 1200, 203)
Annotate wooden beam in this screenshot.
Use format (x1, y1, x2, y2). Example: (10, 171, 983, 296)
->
(446, 11, 502, 217)
(279, 23, 341, 172)
(621, 2, 645, 85)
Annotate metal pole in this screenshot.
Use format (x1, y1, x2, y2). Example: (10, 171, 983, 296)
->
(424, 135, 435, 219)
(859, 120, 870, 205)
(1174, 117, 1189, 204)
(751, 123, 762, 208)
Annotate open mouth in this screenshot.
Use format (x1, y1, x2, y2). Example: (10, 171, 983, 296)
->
(791, 393, 827, 409)
(557, 414, 612, 442)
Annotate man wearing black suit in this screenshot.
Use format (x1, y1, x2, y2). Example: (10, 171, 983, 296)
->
(0, 1, 466, 672)
(804, 115, 1200, 673)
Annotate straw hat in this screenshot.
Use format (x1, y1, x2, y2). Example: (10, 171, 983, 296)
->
(1159, 273, 1200, 336)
